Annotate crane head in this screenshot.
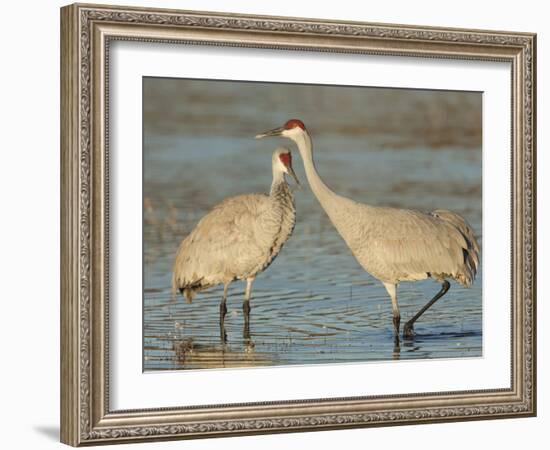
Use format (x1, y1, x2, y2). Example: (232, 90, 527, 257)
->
(256, 119, 307, 139)
(273, 148, 300, 186)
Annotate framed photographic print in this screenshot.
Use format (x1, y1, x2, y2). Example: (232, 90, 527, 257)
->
(60, 3, 537, 446)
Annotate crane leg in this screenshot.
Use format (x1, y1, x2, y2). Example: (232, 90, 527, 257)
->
(243, 278, 254, 340)
(383, 283, 400, 344)
(219, 282, 230, 343)
(403, 280, 450, 338)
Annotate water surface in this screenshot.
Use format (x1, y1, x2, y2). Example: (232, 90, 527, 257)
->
(143, 79, 482, 371)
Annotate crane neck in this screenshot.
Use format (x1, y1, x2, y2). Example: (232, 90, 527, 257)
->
(294, 131, 338, 206)
(269, 173, 294, 215)
(270, 167, 286, 194)
(291, 129, 375, 245)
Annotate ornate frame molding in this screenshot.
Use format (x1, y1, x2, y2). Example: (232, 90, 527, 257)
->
(60, 3, 536, 446)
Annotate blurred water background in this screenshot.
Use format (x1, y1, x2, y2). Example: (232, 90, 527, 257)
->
(143, 78, 482, 371)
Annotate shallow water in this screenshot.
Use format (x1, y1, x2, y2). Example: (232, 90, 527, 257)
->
(143, 79, 482, 371)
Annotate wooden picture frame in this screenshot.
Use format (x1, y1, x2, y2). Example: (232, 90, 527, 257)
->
(60, 2, 536, 446)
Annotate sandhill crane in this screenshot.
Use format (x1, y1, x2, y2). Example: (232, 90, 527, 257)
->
(256, 119, 480, 342)
(172, 147, 299, 342)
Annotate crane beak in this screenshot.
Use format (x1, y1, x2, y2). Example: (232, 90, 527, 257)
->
(287, 166, 300, 187)
(255, 126, 284, 139)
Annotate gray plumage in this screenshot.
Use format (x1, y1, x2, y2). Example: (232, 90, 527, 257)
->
(327, 201, 480, 287)
(257, 119, 480, 340)
(172, 148, 297, 341)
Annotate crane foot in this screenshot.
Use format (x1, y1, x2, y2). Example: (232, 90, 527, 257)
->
(403, 322, 415, 338)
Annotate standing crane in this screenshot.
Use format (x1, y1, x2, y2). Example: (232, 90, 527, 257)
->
(172, 147, 299, 343)
(256, 119, 480, 342)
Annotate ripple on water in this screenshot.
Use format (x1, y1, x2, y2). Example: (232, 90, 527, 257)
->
(143, 88, 482, 371)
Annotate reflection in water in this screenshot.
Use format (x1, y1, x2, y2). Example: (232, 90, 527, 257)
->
(392, 342, 401, 361)
(173, 339, 264, 369)
(143, 79, 483, 371)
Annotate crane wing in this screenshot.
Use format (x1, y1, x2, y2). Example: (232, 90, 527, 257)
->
(356, 207, 476, 285)
(172, 194, 280, 290)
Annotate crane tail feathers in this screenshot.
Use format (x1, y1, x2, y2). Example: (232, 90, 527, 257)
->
(172, 273, 206, 304)
(432, 209, 481, 287)
(182, 287, 197, 304)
